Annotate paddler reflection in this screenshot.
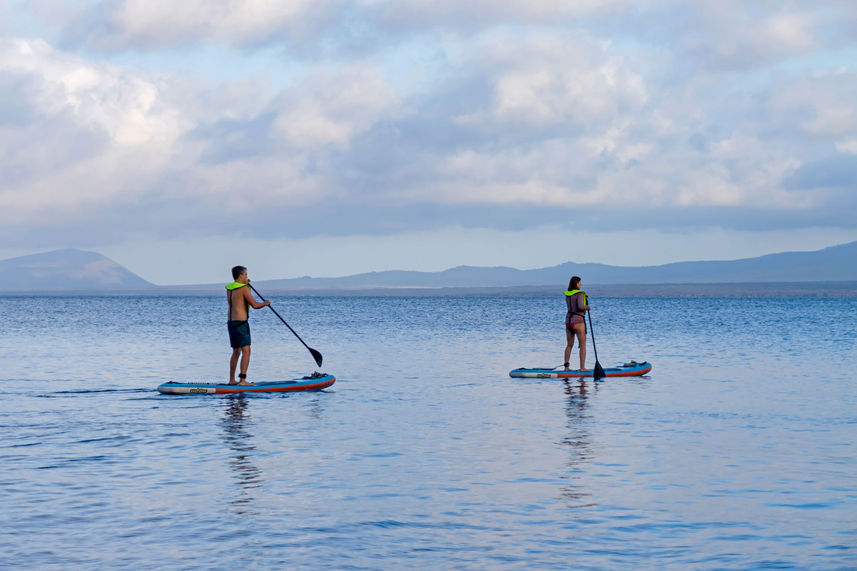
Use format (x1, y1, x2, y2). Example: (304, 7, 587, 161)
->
(220, 394, 263, 512)
(559, 378, 596, 507)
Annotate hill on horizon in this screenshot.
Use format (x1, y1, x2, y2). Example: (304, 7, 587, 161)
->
(0, 249, 154, 292)
(1, 241, 856, 292)
(256, 240, 857, 290)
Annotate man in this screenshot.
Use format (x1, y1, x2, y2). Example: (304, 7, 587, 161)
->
(226, 265, 270, 385)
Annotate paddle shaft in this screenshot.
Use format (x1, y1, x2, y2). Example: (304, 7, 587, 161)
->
(249, 284, 323, 367)
(587, 309, 605, 380)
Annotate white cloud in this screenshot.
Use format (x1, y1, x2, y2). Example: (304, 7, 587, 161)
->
(448, 30, 647, 128)
(491, 58, 646, 126)
(367, 0, 636, 29)
(0, 38, 185, 145)
(762, 12, 815, 52)
(272, 62, 399, 148)
(0, 37, 189, 221)
(668, 3, 823, 69)
(770, 70, 857, 137)
(75, 0, 342, 50)
(836, 139, 857, 154)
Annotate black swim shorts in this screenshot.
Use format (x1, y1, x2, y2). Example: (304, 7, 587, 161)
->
(227, 320, 251, 348)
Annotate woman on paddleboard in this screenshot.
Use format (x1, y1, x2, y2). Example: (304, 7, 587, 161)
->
(564, 276, 590, 371)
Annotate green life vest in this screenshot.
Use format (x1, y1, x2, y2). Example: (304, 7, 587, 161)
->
(564, 289, 588, 316)
(564, 289, 587, 302)
(226, 282, 249, 317)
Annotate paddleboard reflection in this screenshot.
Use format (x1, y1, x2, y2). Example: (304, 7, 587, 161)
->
(220, 395, 263, 513)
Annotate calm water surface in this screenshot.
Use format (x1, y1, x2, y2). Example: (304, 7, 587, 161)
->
(1, 295, 856, 569)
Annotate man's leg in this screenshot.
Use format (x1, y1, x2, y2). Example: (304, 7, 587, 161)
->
(238, 346, 252, 385)
(229, 347, 241, 384)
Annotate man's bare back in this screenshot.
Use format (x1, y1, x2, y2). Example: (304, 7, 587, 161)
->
(227, 286, 254, 321)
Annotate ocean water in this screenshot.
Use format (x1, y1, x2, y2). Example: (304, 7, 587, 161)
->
(1, 294, 855, 569)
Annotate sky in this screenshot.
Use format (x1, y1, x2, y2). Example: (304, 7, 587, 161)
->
(1, 0, 856, 285)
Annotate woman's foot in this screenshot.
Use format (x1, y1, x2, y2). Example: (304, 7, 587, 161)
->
(563, 362, 570, 371)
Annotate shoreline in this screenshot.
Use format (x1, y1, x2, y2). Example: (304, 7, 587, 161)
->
(5, 281, 857, 297)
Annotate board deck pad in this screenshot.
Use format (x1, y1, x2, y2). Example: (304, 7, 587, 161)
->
(157, 373, 335, 394)
(509, 361, 652, 379)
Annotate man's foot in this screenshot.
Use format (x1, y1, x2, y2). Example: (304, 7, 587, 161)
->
(237, 380, 254, 386)
(563, 362, 570, 371)
(236, 373, 252, 386)
(228, 380, 238, 385)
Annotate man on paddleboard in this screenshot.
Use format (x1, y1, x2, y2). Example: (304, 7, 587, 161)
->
(226, 266, 270, 385)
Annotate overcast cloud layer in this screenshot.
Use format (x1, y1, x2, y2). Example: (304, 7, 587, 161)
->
(1, 1, 856, 281)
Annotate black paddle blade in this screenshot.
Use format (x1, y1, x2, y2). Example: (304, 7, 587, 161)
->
(593, 361, 605, 381)
(309, 347, 323, 368)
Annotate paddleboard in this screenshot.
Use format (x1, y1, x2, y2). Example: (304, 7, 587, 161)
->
(157, 373, 335, 394)
(509, 361, 652, 379)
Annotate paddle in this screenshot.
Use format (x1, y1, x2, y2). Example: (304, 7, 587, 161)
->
(586, 309, 606, 380)
(249, 284, 323, 367)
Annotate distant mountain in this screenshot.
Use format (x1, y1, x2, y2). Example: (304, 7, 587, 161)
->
(1, 241, 856, 293)
(0, 249, 154, 292)
(257, 240, 857, 290)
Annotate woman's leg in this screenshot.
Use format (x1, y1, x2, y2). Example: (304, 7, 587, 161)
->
(564, 327, 574, 370)
(574, 323, 588, 371)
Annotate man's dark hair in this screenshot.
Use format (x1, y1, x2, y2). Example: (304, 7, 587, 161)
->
(232, 266, 247, 280)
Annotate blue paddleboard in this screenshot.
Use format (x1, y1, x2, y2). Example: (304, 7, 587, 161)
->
(157, 373, 335, 394)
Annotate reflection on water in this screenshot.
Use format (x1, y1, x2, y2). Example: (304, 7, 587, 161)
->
(220, 395, 263, 512)
(307, 394, 326, 422)
(560, 378, 596, 507)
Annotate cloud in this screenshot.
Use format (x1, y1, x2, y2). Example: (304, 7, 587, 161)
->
(783, 154, 857, 190)
(1, 1, 857, 255)
(21, 0, 851, 72)
(270, 63, 400, 148)
(464, 29, 647, 127)
(37, 0, 638, 53)
(47, 0, 346, 52)
(0, 38, 185, 145)
(0, 34, 405, 242)
(685, 6, 818, 68)
(769, 69, 857, 137)
(367, 0, 637, 31)
(0, 37, 187, 224)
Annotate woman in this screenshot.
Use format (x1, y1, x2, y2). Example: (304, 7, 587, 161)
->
(564, 276, 590, 371)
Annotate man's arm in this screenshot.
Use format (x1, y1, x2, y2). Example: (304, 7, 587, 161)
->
(243, 287, 270, 309)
